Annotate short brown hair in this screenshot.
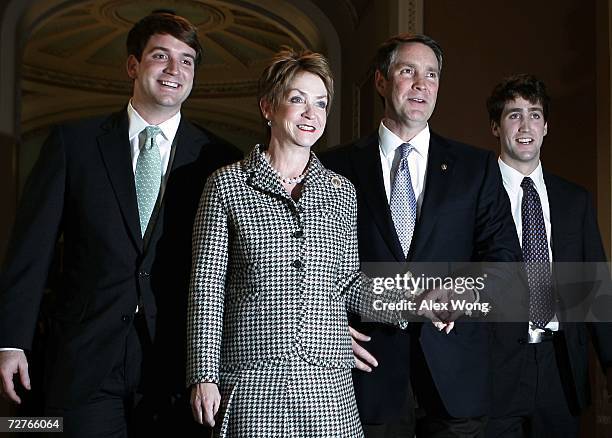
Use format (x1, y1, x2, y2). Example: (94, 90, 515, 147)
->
(258, 47, 334, 117)
(375, 33, 443, 79)
(127, 12, 203, 66)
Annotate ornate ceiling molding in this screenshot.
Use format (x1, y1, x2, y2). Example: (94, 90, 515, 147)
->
(16, 0, 342, 147)
(22, 64, 258, 97)
(22, 0, 322, 96)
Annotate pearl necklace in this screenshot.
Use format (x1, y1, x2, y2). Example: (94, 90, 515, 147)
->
(279, 173, 306, 184)
(263, 151, 307, 185)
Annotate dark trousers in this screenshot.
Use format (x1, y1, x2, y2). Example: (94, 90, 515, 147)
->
(485, 340, 580, 438)
(410, 333, 487, 438)
(362, 382, 416, 438)
(44, 316, 210, 438)
(44, 317, 143, 437)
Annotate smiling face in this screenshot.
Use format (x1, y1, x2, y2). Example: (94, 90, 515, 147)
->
(261, 71, 328, 150)
(376, 42, 440, 140)
(127, 33, 196, 123)
(494, 96, 548, 175)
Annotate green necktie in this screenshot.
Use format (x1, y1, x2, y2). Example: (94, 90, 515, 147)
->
(135, 125, 162, 236)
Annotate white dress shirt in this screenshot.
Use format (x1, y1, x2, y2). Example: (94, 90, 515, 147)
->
(498, 158, 558, 334)
(378, 121, 430, 216)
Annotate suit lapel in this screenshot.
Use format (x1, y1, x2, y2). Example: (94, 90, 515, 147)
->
(145, 118, 206, 247)
(167, 118, 205, 172)
(97, 111, 142, 251)
(544, 171, 569, 322)
(351, 133, 405, 261)
(543, 171, 563, 260)
(409, 132, 455, 259)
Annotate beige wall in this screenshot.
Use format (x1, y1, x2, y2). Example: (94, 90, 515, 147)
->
(335, 1, 610, 254)
(596, 0, 612, 258)
(423, 0, 611, 255)
(426, 1, 599, 190)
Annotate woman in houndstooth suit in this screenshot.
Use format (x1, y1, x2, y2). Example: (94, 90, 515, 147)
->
(186, 48, 402, 437)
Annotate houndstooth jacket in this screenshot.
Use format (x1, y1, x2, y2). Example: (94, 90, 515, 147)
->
(186, 145, 397, 386)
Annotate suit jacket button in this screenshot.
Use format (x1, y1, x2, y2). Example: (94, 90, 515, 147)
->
(122, 315, 131, 322)
(292, 260, 303, 269)
(139, 271, 150, 278)
(293, 230, 304, 238)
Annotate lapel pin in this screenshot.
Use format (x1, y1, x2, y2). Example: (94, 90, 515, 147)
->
(441, 163, 448, 171)
(331, 175, 342, 188)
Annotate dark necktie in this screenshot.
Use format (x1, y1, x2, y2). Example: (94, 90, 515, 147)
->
(390, 143, 417, 258)
(521, 177, 554, 328)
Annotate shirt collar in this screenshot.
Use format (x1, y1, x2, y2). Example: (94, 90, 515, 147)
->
(127, 100, 181, 144)
(498, 157, 545, 192)
(378, 121, 430, 159)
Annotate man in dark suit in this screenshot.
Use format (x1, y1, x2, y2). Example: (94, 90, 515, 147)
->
(322, 34, 521, 437)
(0, 12, 240, 437)
(485, 74, 612, 437)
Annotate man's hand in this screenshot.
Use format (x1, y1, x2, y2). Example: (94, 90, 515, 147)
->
(190, 382, 220, 427)
(444, 287, 477, 323)
(415, 288, 454, 332)
(433, 321, 455, 334)
(0, 350, 30, 404)
(349, 326, 378, 372)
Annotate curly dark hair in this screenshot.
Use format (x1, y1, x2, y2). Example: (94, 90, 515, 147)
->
(487, 74, 550, 124)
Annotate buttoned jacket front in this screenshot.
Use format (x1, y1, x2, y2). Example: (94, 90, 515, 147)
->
(186, 145, 381, 386)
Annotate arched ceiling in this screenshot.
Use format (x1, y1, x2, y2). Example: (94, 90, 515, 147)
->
(19, 0, 344, 147)
(23, 0, 322, 97)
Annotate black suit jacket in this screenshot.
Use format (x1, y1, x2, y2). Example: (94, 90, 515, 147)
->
(491, 171, 612, 415)
(0, 109, 241, 409)
(322, 130, 521, 421)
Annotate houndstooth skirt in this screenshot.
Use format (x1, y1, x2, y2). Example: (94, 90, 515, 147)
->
(214, 359, 363, 437)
